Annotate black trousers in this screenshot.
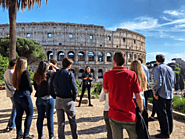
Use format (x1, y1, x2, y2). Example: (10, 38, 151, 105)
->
(156, 96, 173, 135)
(78, 84, 91, 106)
(144, 91, 148, 110)
(151, 96, 157, 117)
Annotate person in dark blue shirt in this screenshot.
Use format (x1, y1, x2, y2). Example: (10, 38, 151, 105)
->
(50, 58, 78, 139)
(78, 66, 93, 107)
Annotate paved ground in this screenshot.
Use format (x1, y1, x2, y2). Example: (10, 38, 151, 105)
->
(0, 89, 185, 139)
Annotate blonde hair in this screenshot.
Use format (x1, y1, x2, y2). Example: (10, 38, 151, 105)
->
(130, 60, 147, 91)
(12, 57, 27, 90)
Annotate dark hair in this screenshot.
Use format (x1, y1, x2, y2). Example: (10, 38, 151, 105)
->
(138, 58, 143, 63)
(34, 60, 49, 85)
(62, 58, 73, 68)
(85, 66, 90, 71)
(50, 59, 57, 65)
(9, 59, 16, 68)
(156, 55, 165, 63)
(153, 64, 158, 69)
(113, 52, 125, 66)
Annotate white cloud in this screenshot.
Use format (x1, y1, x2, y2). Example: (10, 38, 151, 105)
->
(146, 52, 185, 64)
(108, 17, 159, 31)
(163, 6, 185, 18)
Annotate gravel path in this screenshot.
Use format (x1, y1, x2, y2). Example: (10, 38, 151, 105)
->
(0, 89, 185, 139)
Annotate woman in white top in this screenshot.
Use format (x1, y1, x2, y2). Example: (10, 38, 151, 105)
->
(99, 88, 112, 139)
(130, 60, 147, 108)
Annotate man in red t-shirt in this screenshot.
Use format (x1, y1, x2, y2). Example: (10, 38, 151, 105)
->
(103, 52, 143, 139)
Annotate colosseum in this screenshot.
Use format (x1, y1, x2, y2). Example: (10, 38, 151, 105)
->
(0, 22, 146, 81)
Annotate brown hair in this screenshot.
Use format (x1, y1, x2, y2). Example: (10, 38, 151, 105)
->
(50, 59, 57, 65)
(113, 52, 125, 66)
(130, 60, 147, 91)
(12, 57, 27, 90)
(34, 61, 49, 85)
(62, 58, 73, 68)
(156, 55, 165, 63)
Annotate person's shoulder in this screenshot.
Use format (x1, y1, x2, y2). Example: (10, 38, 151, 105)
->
(23, 70, 29, 75)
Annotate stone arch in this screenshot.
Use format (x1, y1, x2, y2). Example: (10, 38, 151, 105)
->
(134, 53, 137, 61)
(78, 69, 84, 79)
(68, 51, 75, 61)
(88, 52, 95, 61)
(107, 52, 112, 62)
(58, 51, 64, 61)
(78, 51, 85, 61)
(91, 69, 94, 79)
(47, 51, 53, 61)
(98, 52, 103, 62)
(98, 69, 103, 78)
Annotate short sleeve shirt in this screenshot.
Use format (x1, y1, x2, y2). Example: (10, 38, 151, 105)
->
(103, 67, 141, 122)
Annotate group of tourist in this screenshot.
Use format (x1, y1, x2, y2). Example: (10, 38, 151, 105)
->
(4, 52, 176, 139)
(100, 53, 176, 139)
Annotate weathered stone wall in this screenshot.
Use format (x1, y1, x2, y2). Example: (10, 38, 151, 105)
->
(0, 22, 146, 81)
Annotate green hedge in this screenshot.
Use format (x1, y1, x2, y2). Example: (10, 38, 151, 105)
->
(148, 96, 185, 114)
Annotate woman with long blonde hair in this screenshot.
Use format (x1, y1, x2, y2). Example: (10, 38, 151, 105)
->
(12, 57, 34, 139)
(130, 60, 147, 107)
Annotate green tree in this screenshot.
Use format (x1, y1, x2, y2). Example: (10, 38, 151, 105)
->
(0, 0, 47, 62)
(167, 62, 181, 75)
(0, 36, 47, 64)
(0, 54, 9, 81)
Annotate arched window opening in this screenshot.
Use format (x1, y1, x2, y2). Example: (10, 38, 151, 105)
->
(68, 51, 75, 61)
(78, 52, 85, 61)
(89, 52, 94, 61)
(78, 69, 84, 79)
(91, 69, 94, 79)
(107, 52, 112, 62)
(128, 54, 132, 62)
(58, 51, 64, 61)
(47, 51, 53, 61)
(98, 69, 103, 78)
(98, 52, 103, 62)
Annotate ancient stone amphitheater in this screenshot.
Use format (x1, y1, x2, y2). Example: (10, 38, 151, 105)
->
(0, 22, 146, 81)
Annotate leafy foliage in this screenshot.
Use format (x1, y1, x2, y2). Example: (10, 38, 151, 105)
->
(172, 96, 185, 114)
(27, 66, 34, 85)
(0, 36, 47, 64)
(167, 62, 181, 75)
(0, 54, 9, 81)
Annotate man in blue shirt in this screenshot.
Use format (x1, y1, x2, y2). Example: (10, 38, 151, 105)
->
(153, 55, 176, 138)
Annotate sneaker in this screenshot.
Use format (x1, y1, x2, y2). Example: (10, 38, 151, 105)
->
(24, 134, 34, 139)
(148, 117, 155, 121)
(5, 127, 14, 132)
(89, 104, 93, 107)
(50, 137, 56, 139)
(17, 133, 24, 139)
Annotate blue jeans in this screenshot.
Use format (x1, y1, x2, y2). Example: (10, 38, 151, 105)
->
(7, 97, 16, 129)
(36, 97, 55, 138)
(14, 91, 33, 138)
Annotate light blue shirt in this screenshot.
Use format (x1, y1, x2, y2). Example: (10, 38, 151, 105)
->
(153, 63, 176, 99)
(142, 64, 150, 85)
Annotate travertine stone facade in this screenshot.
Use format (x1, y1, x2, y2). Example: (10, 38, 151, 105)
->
(0, 22, 146, 81)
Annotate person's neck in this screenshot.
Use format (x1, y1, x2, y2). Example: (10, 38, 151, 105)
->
(113, 65, 124, 67)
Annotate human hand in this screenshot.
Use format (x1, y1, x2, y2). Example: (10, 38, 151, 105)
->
(153, 93, 158, 100)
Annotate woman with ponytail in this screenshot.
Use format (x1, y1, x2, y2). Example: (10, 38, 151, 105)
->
(12, 57, 34, 139)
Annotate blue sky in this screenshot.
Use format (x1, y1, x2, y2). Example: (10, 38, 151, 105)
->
(1, 0, 185, 63)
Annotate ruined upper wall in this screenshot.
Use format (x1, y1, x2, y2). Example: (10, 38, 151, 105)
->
(0, 22, 146, 52)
